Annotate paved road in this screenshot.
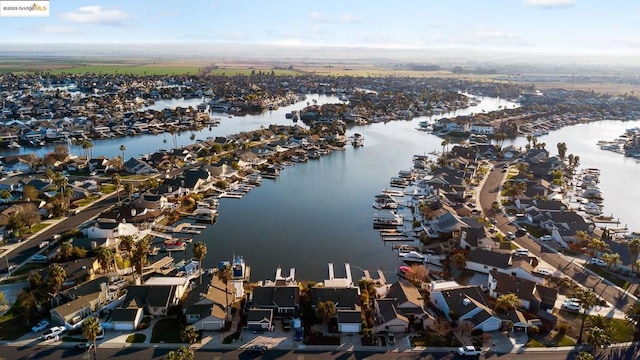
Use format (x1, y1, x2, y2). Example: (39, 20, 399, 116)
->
(2, 343, 632, 360)
(478, 161, 637, 312)
(0, 192, 119, 274)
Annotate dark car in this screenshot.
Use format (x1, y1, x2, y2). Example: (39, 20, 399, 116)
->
(75, 342, 94, 352)
(246, 344, 267, 353)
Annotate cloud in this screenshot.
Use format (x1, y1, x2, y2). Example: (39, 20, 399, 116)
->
(308, 12, 322, 22)
(523, 0, 575, 8)
(341, 13, 362, 23)
(31, 25, 78, 34)
(60, 6, 132, 25)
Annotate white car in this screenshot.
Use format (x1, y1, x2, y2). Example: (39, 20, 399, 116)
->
(535, 268, 553, 277)
(590, 258, 606, 267)
(562, 300, 581, 311)
(539, 235, 553, 241)
(457, 345, 483, 356)
(506, 231, 516, 240)
(41, 326, 65, 340)
(32, 320, 50, 333)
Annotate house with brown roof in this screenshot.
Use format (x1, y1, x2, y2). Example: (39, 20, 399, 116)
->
(465, 248, 543, 284)
(183, 273, 236, 331)
(428, 281, 501, 332)
(488, 271, 557, 311)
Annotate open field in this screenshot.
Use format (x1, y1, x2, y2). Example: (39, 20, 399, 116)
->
(1, 57, 638, 95)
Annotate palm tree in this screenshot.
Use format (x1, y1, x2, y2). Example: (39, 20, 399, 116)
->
(81, 316, 101, 360)
(132, 238, 150, 280)
(586, 326, 611, 350)
(119, 144, 126, 162)
(180, 325, 199, 345)
(47, 263, 66, 306)
(449, 253, 467, 270)
(119, 235, 135, 260)
(111, 173, 122, 206)
(440, 138, 450, 155)
(601, 253, 621, 271)
(575, 351, 594, 360)
(627, 238, 640, 274)
(81, 139, 94, 159)
(59, 241, 73, 261)
(573, 287, 599, 344)
(587, 238, 610, 258)
(192, 242, 207, 284)
(556, 142, 567, 160)
(166, 345, 194, 360)
(586, 315, 613, 338)
(216, 264, 232, 321)
(624, 300, 640, 332)
(316, 300, 337, 323)
(123, 182, 135, 203)
(494, 293, 521, 313)
(95, 247, 114, 273)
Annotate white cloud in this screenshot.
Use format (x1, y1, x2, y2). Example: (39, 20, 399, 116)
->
(60, 6, 132, 25)
(308, 12, 322, 22)
(32, 24, 78, 34)
(310, 26, 320, 33)
(523, 0, 575, 8)
(341, 13, 362, 23)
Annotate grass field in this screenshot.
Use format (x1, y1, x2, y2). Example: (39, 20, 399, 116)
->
(46, 64, 203, 75)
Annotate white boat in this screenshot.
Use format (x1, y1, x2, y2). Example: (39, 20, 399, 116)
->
(390, 177, 410, 188)
(373, 194, 399, 210)
(8, 141, 21, 149)
(398, 251, 425, 262)
(381, 189, 405, 197)
(163, 240, 187, 252)
(350, 133, 364, 147)
(373, 211, 404, 228)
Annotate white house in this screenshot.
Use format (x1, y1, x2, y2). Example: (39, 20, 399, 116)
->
(466, 248, 543, 284)
(470, 123, 495, 135)
(83, 219, 139, 239)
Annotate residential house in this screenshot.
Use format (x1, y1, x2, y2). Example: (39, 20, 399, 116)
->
(83, 218, 139, 239)
(311, 287, 360, 312)
(428, 281, 501, 332)
(250, 285, 299, 318)
(119, 281, 183, 317)
(184, 273, 236, 331)
(337, 310, 363, 333)
(458, 227, 491, 250)
(124, 157, 157, 175)
(133, 193, 172, 212)
(540, 211, 593, 246)
(247, 309, 274, 331)
(488, 271, 558, 312)
(50, 276, 113, 329)
(470, 123, 494, 135)
(465, 248, 543, 284)
(374, 298, 409, 333)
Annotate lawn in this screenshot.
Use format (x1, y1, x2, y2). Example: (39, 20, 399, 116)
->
(584, 264, 630, 289)
(410, 332, 462, 347)
(74, 196, 100, 207)
(526, 334, 575, 347)
(101, 184, 116, 194)
(555, 310, 635, 343)
(0, 292, 40, 340)
(150, 318, 183, 343)
(126, 334, 146, 343)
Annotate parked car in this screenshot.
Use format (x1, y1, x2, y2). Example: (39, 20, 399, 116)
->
(514, 248, 529, 256)
(294, 328, 303, 341)
(41, 326, 65, 340)
(457, 345, 483, 356)
(38, 240, 50, 249)
(30, 254, 48, 263)
(489, 218, 497, 225)
(590, 258, 606, 267)
(32, 320, 50, 333)
(562, 300, 581, 311)
(539, 235, 553, 241)
(387, 333, 395, 345)
(506, 231, 516, 240)
(534, 268, 553, 277)
(246, 344, 267, 353)
(74, 342, 94, 352)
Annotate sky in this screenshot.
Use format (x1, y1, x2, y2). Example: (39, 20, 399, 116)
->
(1, 0, 639, 56)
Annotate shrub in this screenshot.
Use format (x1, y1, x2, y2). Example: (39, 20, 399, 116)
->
(470, 329, 483, 336)
(528, 325, 540, 337)
(556, 323, 568, 335)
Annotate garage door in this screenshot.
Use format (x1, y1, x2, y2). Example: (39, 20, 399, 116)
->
(482, 319, 501, 332)
(339, 324, 360, 333)
(201, 321, 222, 330)
(113, 322, 134, 331)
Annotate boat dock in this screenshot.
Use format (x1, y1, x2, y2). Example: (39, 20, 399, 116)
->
(379, 229, 413, 242)
(361, 269, 387, 286)
(142, 256, 175, 276)
(153, 223, 205, 234)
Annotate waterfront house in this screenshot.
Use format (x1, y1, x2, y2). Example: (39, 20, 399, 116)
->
(88, 157, 112, 174)
(183, 273, 235, 331)
(120, 282, 182, 317)
(465, 248, 542, 284)
(247, 309, 274, 331)
(539, 211, 593, 245)
(470, 123, 494, 135)
(311, 287, 361, 312)
(83, 218, 139, 239)
(50, 276, 113, 329)
(133, 193, 172, 212)
(3, 156, 34, 173)
(250, 285, 300, 318)
(457, 227, 491, 250)
(109, 307, 144, 331)
(374, 298, 410, 333)
(123, 157, 157, 175)
(428, 281, 501, 331)
(488, 271, 557, 312)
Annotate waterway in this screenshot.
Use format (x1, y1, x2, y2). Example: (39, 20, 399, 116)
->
(6, 93, 640, 281)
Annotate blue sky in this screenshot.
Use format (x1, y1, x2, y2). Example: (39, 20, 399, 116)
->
(2, 0, 639, 55)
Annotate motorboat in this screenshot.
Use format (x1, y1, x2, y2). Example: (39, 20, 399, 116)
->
(398, 251, 425, 263)
(373, 194, 399, 210)
(373, 211, 404, 228)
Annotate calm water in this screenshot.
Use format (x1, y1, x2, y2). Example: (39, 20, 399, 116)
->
(6, 93, 639, 281)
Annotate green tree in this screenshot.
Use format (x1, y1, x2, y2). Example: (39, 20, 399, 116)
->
(216, 264, 232, 321)
(440, 138, 450, 154)
(624, 300, 640, 331)
(575, 351, 594, 360)
(47, 263, 66, 306)
(22, 185, 39, 201)
(627, 238, 640, 274)
(123, 182, 135, 203)
(587, 238, 610, 258)
(81, 316, 101, 360)
(59, 241, 73, 261)
(166, 346, 194, 360)
(585, 315, 613, 338)
(586, 326, 610, 350)
(494, 293, 521, 313)
(601, 252, 621, 271)
(95, 247, 114, 273)
(449, 252, 467, 270)
(119, 144, 127, 162)
(0, 189, 11, 202)
(111, 173, 122, 205)
(192, 242, 207, 284)
(119, 235, 135, 261)
(556, 142, 567, 160)
(316, 300, 337, 323)
(573, 287, 599, 344)
(180, 325, 199, 345)
(132, 238, 150, 280)
(81, 139, 94, 159)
